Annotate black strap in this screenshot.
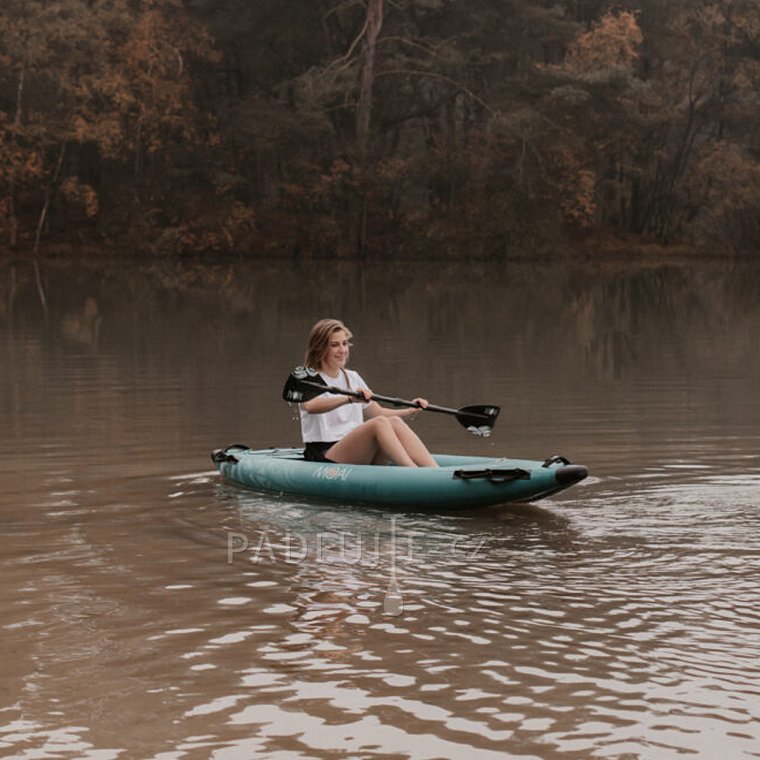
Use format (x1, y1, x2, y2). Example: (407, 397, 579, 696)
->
(453, 467, 530, 483)
(210, 444, 250, 464)
(542, 455, 570, 467)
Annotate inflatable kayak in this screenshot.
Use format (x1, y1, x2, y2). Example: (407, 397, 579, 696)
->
(211, 445, 588, 509)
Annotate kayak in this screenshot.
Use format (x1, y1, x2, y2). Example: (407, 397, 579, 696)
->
(211, 445, 588, 509)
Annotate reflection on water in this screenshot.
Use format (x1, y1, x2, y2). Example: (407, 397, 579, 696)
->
(1, 257, 760, 759)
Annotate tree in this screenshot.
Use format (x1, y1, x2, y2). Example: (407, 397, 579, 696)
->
(3, 0, 760, 256)
(0, 0, 219, 250)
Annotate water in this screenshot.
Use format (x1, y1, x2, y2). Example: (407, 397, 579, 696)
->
(1, 257, 759, 759)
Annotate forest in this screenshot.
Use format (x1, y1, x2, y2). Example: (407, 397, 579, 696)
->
(1, 0, 759, 258)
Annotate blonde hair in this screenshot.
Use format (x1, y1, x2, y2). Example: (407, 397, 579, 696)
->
(304, 318, 353, 370)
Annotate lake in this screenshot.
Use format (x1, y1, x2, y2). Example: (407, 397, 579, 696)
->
(1, 256, 759, 759)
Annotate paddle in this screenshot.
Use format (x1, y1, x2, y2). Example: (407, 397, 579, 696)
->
(282, 366, 500, 437)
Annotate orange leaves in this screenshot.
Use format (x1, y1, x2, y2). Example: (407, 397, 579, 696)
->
(555, 148, 597, 228)
(71, 2, 219, 163)
(565, 10, 643, 74)
(72, 113, 124, 159)
(1, 0, 218, 164)
(112, 4, 219, 161)
(281, 157, 410, 217)
(0, 124, 44, 184)
(0, 0, 223, 247)
(61, 177, 99, 218)
(174, 202, 255, 255)
(282, 160, 355, 212)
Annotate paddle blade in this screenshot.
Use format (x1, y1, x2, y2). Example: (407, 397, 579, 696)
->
(456, 405, 500, 437)
(282, 366, 326, 403)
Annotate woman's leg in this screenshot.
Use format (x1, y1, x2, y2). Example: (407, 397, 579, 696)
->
(387, 416, 438, 467)
(326, 416, 434, 467)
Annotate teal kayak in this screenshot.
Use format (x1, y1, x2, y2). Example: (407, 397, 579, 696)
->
(211, 445, 588, 509)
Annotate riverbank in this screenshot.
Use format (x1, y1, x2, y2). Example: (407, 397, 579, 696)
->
(0, 228, 732, 264)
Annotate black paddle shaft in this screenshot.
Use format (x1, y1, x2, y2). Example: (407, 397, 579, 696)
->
(282, 369, 500, 435)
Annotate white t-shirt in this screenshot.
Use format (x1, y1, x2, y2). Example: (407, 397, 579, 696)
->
(300, 368, 369, 443)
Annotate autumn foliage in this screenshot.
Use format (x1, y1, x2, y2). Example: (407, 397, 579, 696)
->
(1, 0, 759, 257)
(565, 10, 643, 73)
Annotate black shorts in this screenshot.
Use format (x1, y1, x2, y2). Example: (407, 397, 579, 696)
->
(303, 441, 337, 463)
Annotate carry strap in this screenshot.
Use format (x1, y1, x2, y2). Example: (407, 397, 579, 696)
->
(542, 455, 570, 467)
(452, 467, 530, 484)
(210, 444, 250, 464)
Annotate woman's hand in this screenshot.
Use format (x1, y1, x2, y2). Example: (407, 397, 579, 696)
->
(404, 397, 428, 418)
(355, 387, 373, 403)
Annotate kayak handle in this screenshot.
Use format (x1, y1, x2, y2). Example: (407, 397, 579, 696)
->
(453, 467, 530, 484)
(211, 444, 250, 465)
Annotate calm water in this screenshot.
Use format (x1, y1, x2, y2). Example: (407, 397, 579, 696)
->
(1, 257, 759, 759)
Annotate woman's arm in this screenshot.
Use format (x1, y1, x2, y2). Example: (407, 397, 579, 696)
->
(363, 395, 428, 419)
(302, 394, 354, 414)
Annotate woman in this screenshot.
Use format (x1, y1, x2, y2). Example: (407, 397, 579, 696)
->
(299, 319, 438, 467)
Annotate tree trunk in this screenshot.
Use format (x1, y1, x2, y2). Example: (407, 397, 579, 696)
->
(352, 0, 384, 257)
(7, 181, 19, 248)
(356, 0, 383, 154)
(6, 61, 27, 247)
(34, 142, 67, 254)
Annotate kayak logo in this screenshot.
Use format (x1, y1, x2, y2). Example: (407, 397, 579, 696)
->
(312, 465, 351, 481)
